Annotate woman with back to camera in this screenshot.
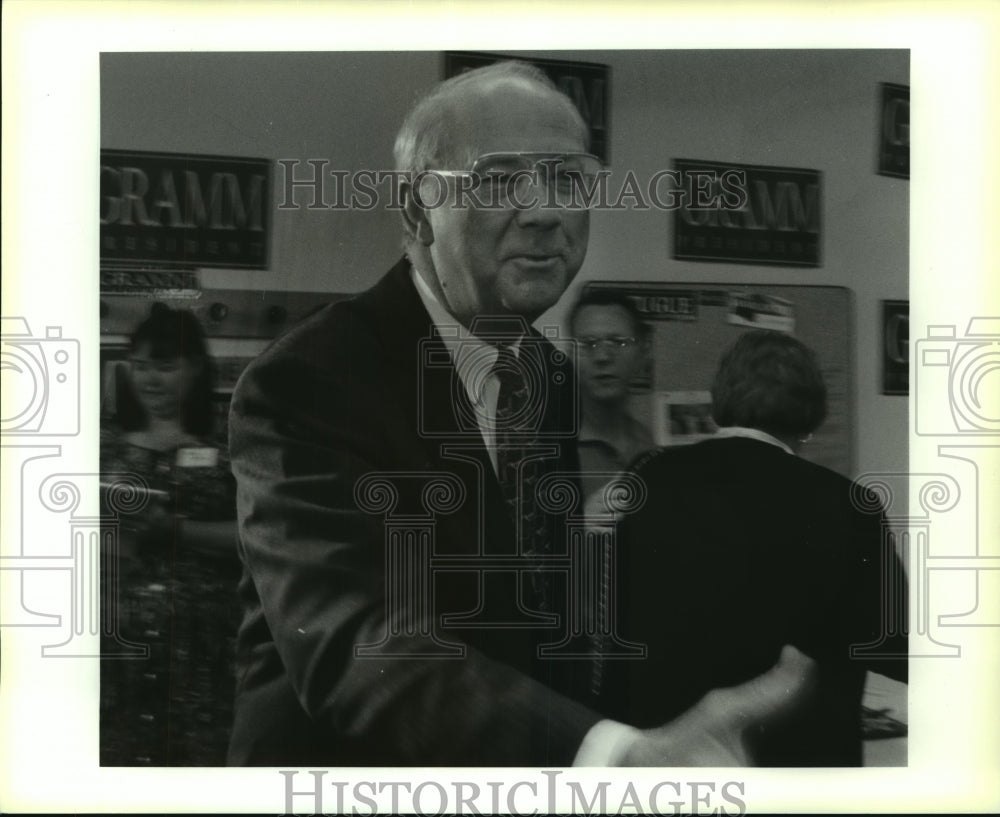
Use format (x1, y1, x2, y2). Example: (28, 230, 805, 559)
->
(100, 302, 240, 766)
(605, 330, 908, 766)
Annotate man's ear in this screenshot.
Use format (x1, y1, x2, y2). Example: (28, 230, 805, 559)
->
(400, 180, 435, 247)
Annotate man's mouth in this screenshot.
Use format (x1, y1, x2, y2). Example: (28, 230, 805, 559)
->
(510, 252, 562, 266)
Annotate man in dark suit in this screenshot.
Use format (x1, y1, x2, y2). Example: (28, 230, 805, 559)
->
(607, 331, 909, 765)
(227, 61, 817, 766)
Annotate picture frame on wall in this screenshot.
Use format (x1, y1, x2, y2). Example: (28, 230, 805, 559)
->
(882, 299, 910, 395)
(878, 82, 910, 179)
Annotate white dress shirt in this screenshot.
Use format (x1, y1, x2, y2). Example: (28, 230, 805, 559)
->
(412, 267, 522, 472)
(411, 265, 642, 765)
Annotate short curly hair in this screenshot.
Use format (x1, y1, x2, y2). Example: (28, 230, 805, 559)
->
(711, 330, 827, 437)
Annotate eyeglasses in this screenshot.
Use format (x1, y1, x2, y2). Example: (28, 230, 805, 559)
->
(577, 336, 641, 354)
(424, 151, 605, 209)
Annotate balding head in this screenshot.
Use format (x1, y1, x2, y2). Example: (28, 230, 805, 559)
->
(394, 61, 588, 175)
(394, 60, 592, 329)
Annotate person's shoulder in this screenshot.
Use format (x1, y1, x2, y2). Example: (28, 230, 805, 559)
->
(256, 297, 362, 366)
(634, 436, 728, 465)
(233, 298, 370, 413)
(232, 260, 418, 414)
(771, 447, 885, 518)
(629, 435, 786, 479)
(626, 413, 656, 451)
(710, 437, 855, 490)
(248, 258, 413, 373)
(780, 447, 854, 489)
(627, 440, 695, 480)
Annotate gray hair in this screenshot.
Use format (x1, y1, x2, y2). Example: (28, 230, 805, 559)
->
(393, 60, 588, 174)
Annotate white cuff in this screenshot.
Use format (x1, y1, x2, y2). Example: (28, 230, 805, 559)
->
(573, 719, 643, 767)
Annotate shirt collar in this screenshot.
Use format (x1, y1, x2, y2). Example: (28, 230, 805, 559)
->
(578, 413, 641, 445)
(713, 425, 795, 455)
(411, 266, 521, 408)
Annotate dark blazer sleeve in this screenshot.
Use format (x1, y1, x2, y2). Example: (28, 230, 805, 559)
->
(843, 483, 909, 684)
(227, 309, 600, 766)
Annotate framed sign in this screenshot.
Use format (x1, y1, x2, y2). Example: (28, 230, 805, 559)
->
(100, 149, 271, 269)
(673, 158, 822, 267)
(444, 51, 610, 162)
(878, 83, 910, 178)
(882, 299, 909, 394)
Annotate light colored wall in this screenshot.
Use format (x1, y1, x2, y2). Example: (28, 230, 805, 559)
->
(101, 50, 908, 479)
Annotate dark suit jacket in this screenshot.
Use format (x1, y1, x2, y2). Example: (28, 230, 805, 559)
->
(605, 436, 908, 766)
(226, 258, 599, 766)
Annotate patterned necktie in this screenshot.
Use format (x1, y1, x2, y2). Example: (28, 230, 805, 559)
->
(493, 343, 551, 609)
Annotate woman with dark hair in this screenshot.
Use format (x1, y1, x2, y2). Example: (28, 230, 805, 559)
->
(114, 303, 216, 440)
(100, 303, 239, 766)
(604, 330, 908, 766)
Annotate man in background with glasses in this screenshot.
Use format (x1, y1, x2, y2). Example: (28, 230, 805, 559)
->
(570, 289, 657, 514)
(228, 59, 815, 767)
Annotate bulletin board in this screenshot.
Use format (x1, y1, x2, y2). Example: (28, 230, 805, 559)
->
(583, 281, 854, 477)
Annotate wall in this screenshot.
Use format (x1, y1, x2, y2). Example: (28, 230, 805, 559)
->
(101, 49, 909, 479)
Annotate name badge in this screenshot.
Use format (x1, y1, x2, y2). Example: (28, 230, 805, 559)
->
(175, 447, 219, 468)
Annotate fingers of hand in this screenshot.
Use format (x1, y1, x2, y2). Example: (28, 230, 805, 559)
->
(622, 646, 817, 767)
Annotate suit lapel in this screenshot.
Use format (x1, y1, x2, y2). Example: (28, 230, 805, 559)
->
(356, 259, 511, 550)
(357, 260, 582, 551)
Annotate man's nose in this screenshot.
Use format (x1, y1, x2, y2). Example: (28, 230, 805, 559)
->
(513, 191, 563, 224)
(512, 177, 565, 226)
(591, 345, 615, 363)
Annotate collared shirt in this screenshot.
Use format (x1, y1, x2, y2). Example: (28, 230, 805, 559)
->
(713, 425, 795, 455)
(577, 413, 656, 517)
(412, 267, 521, 472)
(577, 413, 656, 476)
(412, 265, 643, 767)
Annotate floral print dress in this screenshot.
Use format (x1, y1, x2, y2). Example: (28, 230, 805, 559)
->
(99, 425, 241, 766)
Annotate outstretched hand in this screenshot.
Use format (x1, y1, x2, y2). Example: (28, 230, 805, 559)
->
(619, 645, 818, 766)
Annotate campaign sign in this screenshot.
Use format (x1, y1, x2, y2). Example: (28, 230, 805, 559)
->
(100, 149, 271, 269)
(673, 158, 822, 267)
